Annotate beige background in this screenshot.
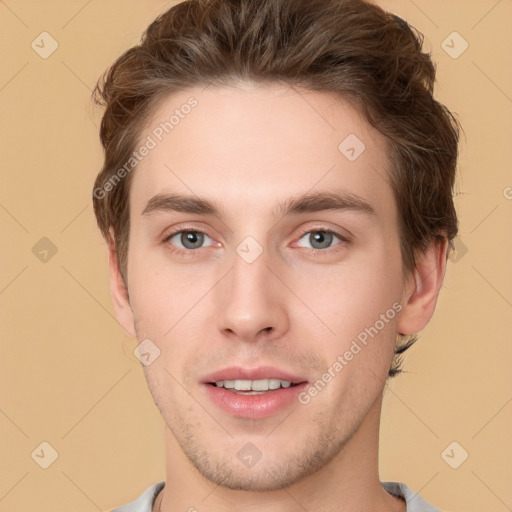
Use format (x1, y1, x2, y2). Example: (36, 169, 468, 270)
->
(1, 0, 511, 511)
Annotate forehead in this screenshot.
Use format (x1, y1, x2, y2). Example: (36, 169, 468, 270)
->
(130, 83, 395, 222)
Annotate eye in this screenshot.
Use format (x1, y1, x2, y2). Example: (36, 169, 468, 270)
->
(296, 229, 346, 250)
(165, 230, 215, 251)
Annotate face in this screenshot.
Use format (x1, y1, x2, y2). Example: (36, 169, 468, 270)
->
(112, 82, 429, 491)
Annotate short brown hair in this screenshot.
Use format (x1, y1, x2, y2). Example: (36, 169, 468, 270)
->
(91, 0, 462, 377)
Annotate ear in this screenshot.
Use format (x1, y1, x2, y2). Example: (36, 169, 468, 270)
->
(107, 235, 136, 338)
(397, 236, 449, 335)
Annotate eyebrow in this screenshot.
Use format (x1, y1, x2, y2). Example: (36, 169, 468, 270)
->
(141, 191, 376, 218)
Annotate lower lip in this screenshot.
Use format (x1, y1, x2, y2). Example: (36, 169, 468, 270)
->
(202, 382, 308, 419)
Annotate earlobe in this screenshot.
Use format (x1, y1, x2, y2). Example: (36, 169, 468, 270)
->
(397, 237, 449, 336)
(107, 238, 136, 338)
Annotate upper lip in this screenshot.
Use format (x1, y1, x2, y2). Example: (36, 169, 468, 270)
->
(202, 366, 308, 384)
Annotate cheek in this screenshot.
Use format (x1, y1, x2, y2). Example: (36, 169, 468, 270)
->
(292, 246, 403, 335)
(127, 251, 178, 336)
(288, 248, 403, 391)
(127, 247, 218, 357)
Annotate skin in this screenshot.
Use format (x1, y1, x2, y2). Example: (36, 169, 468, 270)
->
(107, 82, 448, 512)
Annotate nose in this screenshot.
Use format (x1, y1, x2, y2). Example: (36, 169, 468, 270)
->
(216, 246, 290, 343)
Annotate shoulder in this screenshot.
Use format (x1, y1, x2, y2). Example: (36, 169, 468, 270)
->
(382, 481, 444, 512)
(108, 481, 165, 512)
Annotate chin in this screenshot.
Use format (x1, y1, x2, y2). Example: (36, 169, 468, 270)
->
(191, 461, 305, 492)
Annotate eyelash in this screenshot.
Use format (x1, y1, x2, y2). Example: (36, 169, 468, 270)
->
(162, 226, 349, 257)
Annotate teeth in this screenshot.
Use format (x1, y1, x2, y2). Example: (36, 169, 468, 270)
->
(235, 379, 252, 391)
(214, 379, 295, 391)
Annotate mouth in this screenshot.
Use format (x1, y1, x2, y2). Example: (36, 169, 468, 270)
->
(201, 366, 308, 419)
(207, 378, 303, 394)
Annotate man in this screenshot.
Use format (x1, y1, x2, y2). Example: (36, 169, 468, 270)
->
(92, 0, 461, 510)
